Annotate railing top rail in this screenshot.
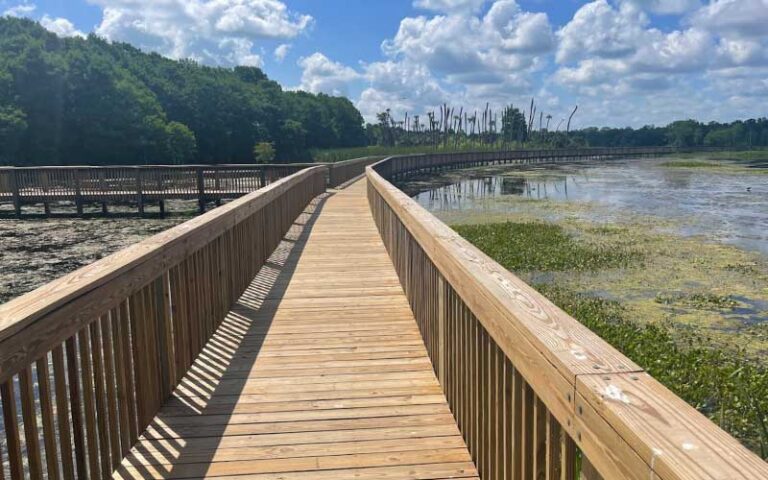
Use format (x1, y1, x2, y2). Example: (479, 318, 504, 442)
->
(0, 163, 321, 171)
(0, 165, 327, 383)
(366, 151, 768, 480)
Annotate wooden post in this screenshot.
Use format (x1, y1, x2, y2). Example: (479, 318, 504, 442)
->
(99, 169, 108, 213)
(42, 170, 51, 216)
(136, 168, 144, 216)
(159, 200, 165, 217)
(214, 169, 221, 206)
(197, 167, 206, 213)
(10, 169, 22, 217)
(74, 169, 83, 216)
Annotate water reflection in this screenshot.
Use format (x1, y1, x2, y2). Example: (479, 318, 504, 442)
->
(406, 158, 768, 256)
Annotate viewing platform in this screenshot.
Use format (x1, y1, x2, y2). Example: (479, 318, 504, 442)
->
(0, 148, 766, 480)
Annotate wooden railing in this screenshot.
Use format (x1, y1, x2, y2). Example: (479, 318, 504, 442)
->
(327, 156, 383, 188)
(371, 146, 728, 181)
(366, 151, 768, 480)
(0, 164, 316, 216)
(0, 158, 379, 217)
(0, 166, 327, 479)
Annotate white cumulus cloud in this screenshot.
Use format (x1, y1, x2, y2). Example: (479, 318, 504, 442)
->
(623, 0, 701, 15)
(297, 52, 360, 96)
(413, 0, 487, 13)
(3, 2, 36, 17)
(85, 0, 312, 66)
(40, 15, 86, 38)
(274, 43, 291, 62)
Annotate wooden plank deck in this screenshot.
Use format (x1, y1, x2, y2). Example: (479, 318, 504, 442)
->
(113, 179, 479, 479)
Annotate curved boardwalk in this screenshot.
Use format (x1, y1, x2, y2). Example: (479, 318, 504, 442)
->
(113, 180, 478, 479)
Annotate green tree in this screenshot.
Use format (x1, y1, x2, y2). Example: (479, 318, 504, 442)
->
(164, 121, 197, 164)
(0, 105, 26, 164)
(253, 142, 275, 163)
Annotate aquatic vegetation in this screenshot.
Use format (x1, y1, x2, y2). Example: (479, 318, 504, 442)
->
(725, 263, 760, 275)
(655, 292, 740, 310)
(453, 221, 641, 272)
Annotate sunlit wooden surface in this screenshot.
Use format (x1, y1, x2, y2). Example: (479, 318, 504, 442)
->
(113, 180, 479, 479)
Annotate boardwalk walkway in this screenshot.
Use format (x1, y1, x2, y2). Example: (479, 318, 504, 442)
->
(113, 179, 479, 479)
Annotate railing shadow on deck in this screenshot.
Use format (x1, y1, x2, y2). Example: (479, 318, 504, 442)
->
(114, 194, 331, 479)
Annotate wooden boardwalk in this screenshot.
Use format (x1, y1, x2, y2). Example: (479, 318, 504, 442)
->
(113, 179, 479, 479)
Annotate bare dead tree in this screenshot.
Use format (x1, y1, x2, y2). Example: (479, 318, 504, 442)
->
(404, 112, 409, 144)
(566, 105, 578, 133)
(527, 98, 535, 139)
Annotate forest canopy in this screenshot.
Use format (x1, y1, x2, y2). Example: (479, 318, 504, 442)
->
(0, 17, 366, 166)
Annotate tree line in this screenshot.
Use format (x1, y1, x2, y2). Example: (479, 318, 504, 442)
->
(0, 17, 366, 166)
(366, 101, 768, 150)
(573, 119, 768, 148)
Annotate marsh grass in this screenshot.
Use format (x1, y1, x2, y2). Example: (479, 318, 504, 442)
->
(455, 219, 768, 457)
(660, 160, 723, 168)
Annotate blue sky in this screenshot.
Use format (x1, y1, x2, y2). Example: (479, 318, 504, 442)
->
(3, 0, 768, 128)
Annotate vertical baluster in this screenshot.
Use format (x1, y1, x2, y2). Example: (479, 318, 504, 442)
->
(65, 337, 87, 478)
(145, 284, 162, 420)
(119, 301, 139, 446)
(561, 435, 576, 480)
(19, 365, 44, 479)
(90, 320, 112, 478)
(503, 359, 513, 480)
(101, 315, 122, 469)
(513, 370, 523, 480)
(111, 307, 130, 457)
(169, 267, 185, 385)
(534, 396, 547, 479)
(78, 328, 101, 479)
(129, 290, 148, 431)
(481, 328, 489, 478)
(469, 314, 477, 462)
(546, 413, 563, 480)
(52, 345, 75, 480)
(493, 344, 503, 480)
(155, 274, 175, 400)
(36, 355, 61, 480)
(522, 382, 535, 478)
(1, 378, 24, 479)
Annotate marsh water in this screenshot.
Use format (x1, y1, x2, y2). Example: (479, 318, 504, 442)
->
(399, 156, 768, 355)
(405, 158, 768, 256)
(0, 200, 199, 304)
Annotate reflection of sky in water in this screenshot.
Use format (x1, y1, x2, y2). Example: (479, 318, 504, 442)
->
(410, 159, 768, 256)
